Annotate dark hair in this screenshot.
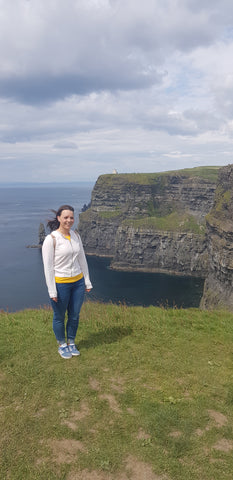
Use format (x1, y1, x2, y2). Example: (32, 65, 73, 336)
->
(47, 205, 74, 232)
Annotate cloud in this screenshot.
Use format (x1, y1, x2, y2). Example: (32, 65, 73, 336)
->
(0, 0, 229, 104)
(53, 141, 78, 150)
(1, 0, 233, 181)
(0, 0, 163, 103)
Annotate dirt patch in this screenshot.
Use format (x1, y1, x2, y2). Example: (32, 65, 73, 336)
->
(99, 393, 121, 413)
(62, 419, 77, 431)
(143, 383, 161, 392)
(89, 377, 101, 391)
(0, 371, 6, 385)
(58, 390, 66, 400)
(208, 410, 228, 428)
(176, 378, 184, 385)
(62, 402, 90, 430)
(110, 377, 125, 393)
(212, 438, 233, 452)
(136, 428, 151, 440)
(89, 427, 98, 434)
(67, 455, 168, 480)
(67, 470, 111, 480)
(168, 431, 182, 438)
(33, 407, 47, 417)
(183, 391, 191, 399)
(209, 457, 224, 464)
(124, 455, 168, 480)
(127, 407, 136, 415)
(73, 402, 90, 420)
(48, 438, 86, 464)
(195, 410, 228, 437)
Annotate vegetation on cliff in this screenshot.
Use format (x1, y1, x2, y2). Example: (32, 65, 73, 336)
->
(206, 185, 233, 227)
(98, 208, 123, 219)
(123, 212, 206, 234)
(96, 166, 219, 186)
(1, 303, 233, 479)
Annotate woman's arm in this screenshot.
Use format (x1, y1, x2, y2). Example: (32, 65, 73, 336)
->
(76, 233, 93, 291)
(42, 235, 57, 298)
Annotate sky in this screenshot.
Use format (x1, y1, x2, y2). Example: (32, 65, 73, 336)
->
(1, 0, 233, 183)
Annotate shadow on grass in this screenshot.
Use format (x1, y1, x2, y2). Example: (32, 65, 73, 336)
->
(79, 326, 133, 349)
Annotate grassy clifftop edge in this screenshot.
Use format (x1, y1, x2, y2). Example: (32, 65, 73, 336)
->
(1, 302, 233, 480)
(96, 166, 220, 186)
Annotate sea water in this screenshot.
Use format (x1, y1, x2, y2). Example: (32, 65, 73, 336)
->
(0, 184, 204, 311)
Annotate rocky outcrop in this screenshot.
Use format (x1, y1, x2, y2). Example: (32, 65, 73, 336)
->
(200, 165, 233, 310)
(78, 167, 218, 277)
(27, 223, 46, 248)
(39, 223, 46, 245)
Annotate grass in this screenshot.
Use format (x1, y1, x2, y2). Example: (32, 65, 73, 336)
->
(97, 166, 220, 185)
(205, 186, 233, 230)
(98, 209, 123, 219)
(1, 302, 233, 479)
(123, 211, 206, 234)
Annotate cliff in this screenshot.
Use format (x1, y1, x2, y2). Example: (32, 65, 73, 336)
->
(78, 167, 218, 277)
(200, 164, 233, 310)
(112, 227, 208, 276)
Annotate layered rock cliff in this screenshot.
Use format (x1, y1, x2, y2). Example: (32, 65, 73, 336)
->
(78, 167, 218, 277)
(111, 227, 209, 276)
(200, 165, 233, 310)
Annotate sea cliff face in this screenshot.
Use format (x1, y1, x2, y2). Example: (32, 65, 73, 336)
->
(111, 226, 209, 276)
(78, 167, 218, 277)
(200, 165, 233, 310)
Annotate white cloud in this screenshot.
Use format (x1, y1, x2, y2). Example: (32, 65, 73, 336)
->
(0, 0, 233, 181)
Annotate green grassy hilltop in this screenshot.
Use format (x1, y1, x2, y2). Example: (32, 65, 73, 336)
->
(1, 302, 233, 480)
(97, 166, 220, 185)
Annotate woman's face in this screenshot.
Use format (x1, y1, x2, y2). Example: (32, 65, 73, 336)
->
(57, 209, 74, 230)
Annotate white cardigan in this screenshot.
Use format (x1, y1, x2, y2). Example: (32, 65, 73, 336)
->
(42, 230, 93, 298)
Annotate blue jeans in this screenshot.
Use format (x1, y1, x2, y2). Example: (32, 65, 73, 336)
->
(50, 277, 85, 343)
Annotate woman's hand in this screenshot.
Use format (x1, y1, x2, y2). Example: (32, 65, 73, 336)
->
(85, 289, 91, 293)
(52, 297, 58, 302)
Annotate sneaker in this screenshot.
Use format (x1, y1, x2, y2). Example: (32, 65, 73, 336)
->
(58, 343, 72, 359)
(68, 343, 80, 356)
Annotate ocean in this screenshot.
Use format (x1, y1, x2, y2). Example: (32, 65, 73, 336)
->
(0, 183, 204, 311)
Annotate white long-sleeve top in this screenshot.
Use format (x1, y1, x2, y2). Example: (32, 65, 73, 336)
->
(42, 229, 93, 298)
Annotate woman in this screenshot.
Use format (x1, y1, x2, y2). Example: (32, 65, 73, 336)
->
(42, 205, 92, 359)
